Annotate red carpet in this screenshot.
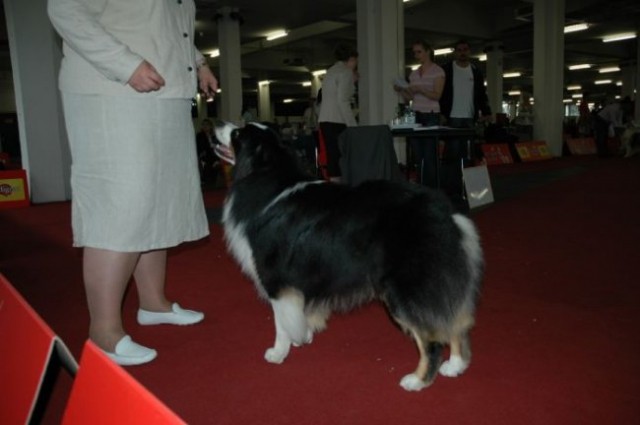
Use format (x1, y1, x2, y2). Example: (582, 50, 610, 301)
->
(1, 156, 639, 424)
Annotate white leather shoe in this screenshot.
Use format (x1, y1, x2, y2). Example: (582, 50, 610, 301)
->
(137, 303, 204, 326)
(102, 335, 157, 366)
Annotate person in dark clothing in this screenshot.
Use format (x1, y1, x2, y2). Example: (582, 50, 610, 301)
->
(195, 118, 220, 185)
(438, 40, 491, 213)
(594, 97, 633, 157)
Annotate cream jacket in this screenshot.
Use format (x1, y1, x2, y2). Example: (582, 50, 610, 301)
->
(48, 0, 205, 98)
(318, 61, 357, 126)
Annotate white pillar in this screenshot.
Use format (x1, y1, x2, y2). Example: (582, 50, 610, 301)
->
(634, 35, 640, 121)
(485, 42, 504, 117)
(4, 0, 71, 202)
(258, 81, 272, 122)
(356, 0, 404, 125)
(217, 7, 243, 124)
(532, 0, 565, 157)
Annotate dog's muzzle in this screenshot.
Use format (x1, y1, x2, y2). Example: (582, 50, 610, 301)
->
(214, 121, 237, 165)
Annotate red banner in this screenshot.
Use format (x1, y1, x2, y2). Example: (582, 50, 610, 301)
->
(566, 137, 596, 155)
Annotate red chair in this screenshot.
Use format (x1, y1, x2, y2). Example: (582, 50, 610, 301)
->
(62, 340, 186, 425)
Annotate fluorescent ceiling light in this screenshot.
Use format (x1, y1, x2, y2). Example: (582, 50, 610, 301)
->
(599, 66, 620, 73)
(567, 85, 582, 91)
(312, 69, 326, 77)
(265, 30, 288, 41)
(503, 72, 521, 78)
(434, 48, 454, 56)
(508, 90, 521, 96)
(602, 32, 636, 42)
(594, 80, 612, 85)
(409, 64, 420, 70)
(283, 99, 293, 103)
(301, 81, 312, 87)
(477, 54, 487, 61)
(616, 81, 622, 86)
(564, 23, 589, 33)
(208, 49, 220, 58)
(568, 64, 591, 70)
(258, 80, 270, 86)
(563, 99, 573, 103)
(572, 93, 583, 98)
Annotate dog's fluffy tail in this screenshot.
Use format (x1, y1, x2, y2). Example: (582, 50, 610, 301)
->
(452, 214, 483, 284)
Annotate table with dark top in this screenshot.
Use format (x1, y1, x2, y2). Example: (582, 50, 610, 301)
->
(390, 126, 478, 187)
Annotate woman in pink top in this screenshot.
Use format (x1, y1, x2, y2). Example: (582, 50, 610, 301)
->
(394, 41, 445, 187)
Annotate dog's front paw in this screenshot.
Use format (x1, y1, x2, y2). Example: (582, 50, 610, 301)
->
(264, 348, 287, 364)
(399, 373, 427, 391)
(439, 355, 468, 377)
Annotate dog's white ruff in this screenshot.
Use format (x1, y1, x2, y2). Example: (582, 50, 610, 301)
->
(222, 196, 266, 299)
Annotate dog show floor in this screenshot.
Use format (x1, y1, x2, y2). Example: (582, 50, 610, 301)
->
(1, 154, 639, 424)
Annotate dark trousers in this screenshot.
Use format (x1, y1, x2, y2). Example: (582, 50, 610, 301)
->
(411, 111, 439, 188)
(319, 122, 346, 177)
(441, 117, 474, 213)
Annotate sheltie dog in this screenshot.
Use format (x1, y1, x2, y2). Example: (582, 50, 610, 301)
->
(214, 121, 484, 391)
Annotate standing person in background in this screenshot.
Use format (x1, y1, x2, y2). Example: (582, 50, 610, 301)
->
(594, 96, 633, 157)
(48, 0, 218, 366)
(318, 43, 358, 183)
(439, 39, 491, 213)
(394, 40, 445, 187)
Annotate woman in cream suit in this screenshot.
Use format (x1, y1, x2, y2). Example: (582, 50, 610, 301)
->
(48, 0, 218, 365)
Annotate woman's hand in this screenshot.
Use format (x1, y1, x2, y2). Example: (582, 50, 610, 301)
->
(127, 60, 165, 93)
(198, 65, 218, 100)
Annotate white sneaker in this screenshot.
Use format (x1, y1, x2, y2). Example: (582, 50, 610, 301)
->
(137, 303, 204, 326)
(102, 335, 157, 366)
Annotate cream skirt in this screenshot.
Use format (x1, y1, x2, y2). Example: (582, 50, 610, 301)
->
(62, 93, 209, 252)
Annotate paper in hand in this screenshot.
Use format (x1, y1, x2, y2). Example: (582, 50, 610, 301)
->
(394, 78, 409, 89)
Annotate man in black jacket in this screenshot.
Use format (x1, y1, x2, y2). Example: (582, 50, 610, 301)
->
(439, 40, 491, 212)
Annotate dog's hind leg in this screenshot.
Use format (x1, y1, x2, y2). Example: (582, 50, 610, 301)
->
(439, 332, 471, 377)
(398, 325, 444, 392)
(264, 288, 309, 364)
(440, 311, 474, 377)
(304, 304, 332, 344)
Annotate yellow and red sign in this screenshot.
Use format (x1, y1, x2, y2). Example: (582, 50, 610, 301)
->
(515, 140, 552, 162)
(0, 169, 29, 209)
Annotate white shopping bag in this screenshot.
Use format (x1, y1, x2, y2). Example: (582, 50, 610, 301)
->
(463, 165, 494, 209)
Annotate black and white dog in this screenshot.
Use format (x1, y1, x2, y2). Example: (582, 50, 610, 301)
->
(214, 121, 484, 391)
